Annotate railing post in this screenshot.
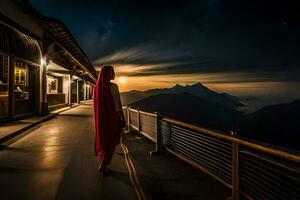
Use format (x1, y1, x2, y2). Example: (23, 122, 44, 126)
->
(126, 106, 131, 133)
(150, 112, 164, 156)
(232, 140, 240, 200)
(137, 109, 140, 134)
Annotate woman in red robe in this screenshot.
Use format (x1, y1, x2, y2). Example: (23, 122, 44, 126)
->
(93, 65, 126, 175)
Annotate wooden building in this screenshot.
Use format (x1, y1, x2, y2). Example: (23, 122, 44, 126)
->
(0, 0, 97, 123)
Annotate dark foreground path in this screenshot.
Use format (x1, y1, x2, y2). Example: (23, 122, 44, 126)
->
(0, 103, 230, 200)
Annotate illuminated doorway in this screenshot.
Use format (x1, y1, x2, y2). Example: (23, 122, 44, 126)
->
(14, 60, 38, 116)
(0, 54, 9, 119)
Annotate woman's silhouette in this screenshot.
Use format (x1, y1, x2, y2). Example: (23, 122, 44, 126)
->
(93, 66, 126, 175)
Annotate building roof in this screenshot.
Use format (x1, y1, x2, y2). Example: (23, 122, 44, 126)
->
(38, 17, 97, 83)
(16, 0, 98, 83)
(0, 22, 41, 64)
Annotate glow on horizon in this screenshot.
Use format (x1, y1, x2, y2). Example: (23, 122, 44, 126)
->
(111, 74, 300, 100)
(116, 76, 127, 85)
(96, 65, 300, 101)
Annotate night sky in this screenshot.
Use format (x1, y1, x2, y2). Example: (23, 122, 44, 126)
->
(31, 0, 300, 110)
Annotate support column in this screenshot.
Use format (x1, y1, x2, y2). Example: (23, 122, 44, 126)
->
(40, 56, 48, 115)
(68, 74, 71, 107)
(76, 79, 79, 104)
(8, 56, 14, 118)
(83, 81, 86, 103)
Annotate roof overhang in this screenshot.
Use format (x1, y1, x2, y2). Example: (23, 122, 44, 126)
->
(0, 22, 41, 65)
(38, 19, 97, 83)
(14, 1, 97, 84)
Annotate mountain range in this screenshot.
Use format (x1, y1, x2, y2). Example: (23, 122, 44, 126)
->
(130, 92, 241, 132)
(238, 99, 300, 150)
(121, 82, 300, 150)
(121, 82, 243, 109)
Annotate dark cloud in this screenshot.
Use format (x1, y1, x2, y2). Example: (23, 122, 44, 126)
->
(96, 26, 109, 37)
(31, 0, 300, 82)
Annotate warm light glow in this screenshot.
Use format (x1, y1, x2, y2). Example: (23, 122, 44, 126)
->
(41, 56, 46, 66)
(96, 65, 300, 108)
(117, 76, 127, 85)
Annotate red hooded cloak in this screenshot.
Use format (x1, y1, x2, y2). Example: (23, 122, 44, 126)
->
(93, 66, 121, 165)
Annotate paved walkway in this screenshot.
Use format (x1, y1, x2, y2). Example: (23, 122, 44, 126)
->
(0, 103, 230, 200)
(0, 105, 78, 143)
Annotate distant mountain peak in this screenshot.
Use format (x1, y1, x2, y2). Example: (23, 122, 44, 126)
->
(190, 82, 206, 88)
(121, 81, 243, 109)
(172, 84, 184, 89)
(195, 82, 204, 86)
(172, 82, 206, 89)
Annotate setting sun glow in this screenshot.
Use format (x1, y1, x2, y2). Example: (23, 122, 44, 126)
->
(117, 76, 127, 85)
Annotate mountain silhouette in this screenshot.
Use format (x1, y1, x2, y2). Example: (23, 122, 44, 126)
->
(128, 90, 300, 150)
(130, 92, 242, 133)
(121, 82, 243, 109)
(122, 81, 299, 150)
(238, 99, 300, 150)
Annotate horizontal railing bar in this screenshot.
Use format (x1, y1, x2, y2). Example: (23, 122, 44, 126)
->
(140, 117, 155, 123)
(129, 112, 138, 117)
(128, 108, 138, 113)
(240, 191, 262, 200)
(126, 107, 156, 117)
(161, 117, 300, 162)
(140, 130, 156, 142)
(161, 127, 232, 154)
(240, 156, 300, 183)
(123, 106, 300, 199)
(240, 177, 280, 200)
(139, 110, 157, 117)
(169, 140, 233, 178)
(233, 139, 300, 163)
(170, 130, 232, 163)
(166, 147, 233, 189)
(129, 117, 137, 121)
(240, 160, 299, 197)
(140, 124, 155, 131)
(169, 134, 233, 169)
(125, 106, 300, 161)
(161, 116, 234, 140)
(140, 118, 155, 123)
(130, 122, 138, 127)
(169, 141, 233, 177)
(140, 121, 155, 126)
(130, 124, 138, 131)
(169, 129, 233, 162)
(170, 147, 232, 185)
(140, 127, 155, 134)
(129, 117, 137, 122)
(140, 118, 155, 125)
(241, 158, 300, 193)
(169, 126, 233, 152)
(140, 124, 154, 129)
(240, 180, 271, 200)
(170, 123, 232, 148)
(239, 191, 253, 200)
(166, 129, 232, 157)
(240, 150, 300, 174)
(240, 157, 300, 188)
(241, 174, 291, 200)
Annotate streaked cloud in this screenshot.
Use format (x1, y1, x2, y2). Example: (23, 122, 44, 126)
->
(31, 0, 300, 107)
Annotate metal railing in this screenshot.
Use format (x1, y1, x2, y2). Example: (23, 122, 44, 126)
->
(123, 106, 300, 200)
